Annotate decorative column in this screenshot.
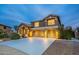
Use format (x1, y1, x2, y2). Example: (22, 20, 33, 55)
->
(55, 30, 59, 39)
(44, 30, 48, 38)
(29, 30, 33, 37)
(26, 29, 29, 37)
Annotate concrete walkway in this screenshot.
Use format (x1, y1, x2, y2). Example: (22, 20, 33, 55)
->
(0, 45, 28, 55)
(43, 40, 79, 55)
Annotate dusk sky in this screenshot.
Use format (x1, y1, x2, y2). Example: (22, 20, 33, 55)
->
(0, 4, 79, 29)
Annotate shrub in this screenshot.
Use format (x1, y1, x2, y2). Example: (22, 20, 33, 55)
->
(64, 29, 74, 40)
(3, 33, 9, 38)
(0, 29, 4, 34)
(58, 24, 66, 39)
(0, 29, 9, 39)
(59, 25, 74, 40)
(0, 34, 4, 39)
(10, 33, 20, 40)
(0, 33, 9, 39)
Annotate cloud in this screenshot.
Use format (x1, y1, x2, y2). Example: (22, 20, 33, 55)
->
(0, 15, 28, 24)
(0, 4, 79, 29)
(0, 5, 30, 24)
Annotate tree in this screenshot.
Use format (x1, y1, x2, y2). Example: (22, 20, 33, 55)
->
(0, 29, 4, 34)
(9, 33, 20, 40)
(0, 29, 9, 39)
(58, 24, 65, 39)
(59, 25, 74, 40)
(64, 26, 74, 40)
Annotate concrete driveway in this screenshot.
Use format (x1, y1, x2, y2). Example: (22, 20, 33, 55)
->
(0, 37, 55, 55)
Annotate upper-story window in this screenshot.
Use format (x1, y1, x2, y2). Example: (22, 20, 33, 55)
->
(4, 26, 6, 29)
(48, 19, 56, 25)
(34, 22, 39, 27)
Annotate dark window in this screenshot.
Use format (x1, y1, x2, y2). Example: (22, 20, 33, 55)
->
(4, 26, 6, 29)
(22, 27, 25, 29)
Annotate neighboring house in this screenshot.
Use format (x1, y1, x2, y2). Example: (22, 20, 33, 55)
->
(17, 15, 61, 39)
(75, 28, 79, 39)
(0, 24, 13, 34)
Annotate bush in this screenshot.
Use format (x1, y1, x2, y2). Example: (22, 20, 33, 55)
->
(58, 24, 65, 39)
(10, 33, 20, 40)
(59, 25, 74, 40)
(0, 33, 9, 39)
(3, 33, 9, 38)
(0, 29, 20, 40)
(0, 34, 4, 39)
(0, 29, 4, 34)
(64, 29, 74, 40)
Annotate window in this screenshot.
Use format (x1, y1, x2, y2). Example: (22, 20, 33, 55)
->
(4, 26, 6, 29)
(48, 19, 56, 25)
(22, 27, 25, 29)
(34, 22, 39, 27)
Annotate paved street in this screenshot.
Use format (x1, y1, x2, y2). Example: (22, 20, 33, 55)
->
(43, 40, 79, 55)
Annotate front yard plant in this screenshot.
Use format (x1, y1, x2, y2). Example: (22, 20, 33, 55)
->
(0, 29, 9, 39)
(9, 33, 20, 40)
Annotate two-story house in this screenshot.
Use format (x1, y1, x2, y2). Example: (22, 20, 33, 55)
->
(17, 15, 61, 39)
(0, 24, 13, 34)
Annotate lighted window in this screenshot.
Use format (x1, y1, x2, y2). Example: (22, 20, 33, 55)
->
(48, 19, 56, 25)
(34, 22, 39, 27)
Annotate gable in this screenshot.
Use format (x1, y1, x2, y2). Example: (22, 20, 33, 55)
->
(43, 15, 61, 25)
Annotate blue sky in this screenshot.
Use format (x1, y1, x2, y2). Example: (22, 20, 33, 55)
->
(0, 4, 79, 29)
